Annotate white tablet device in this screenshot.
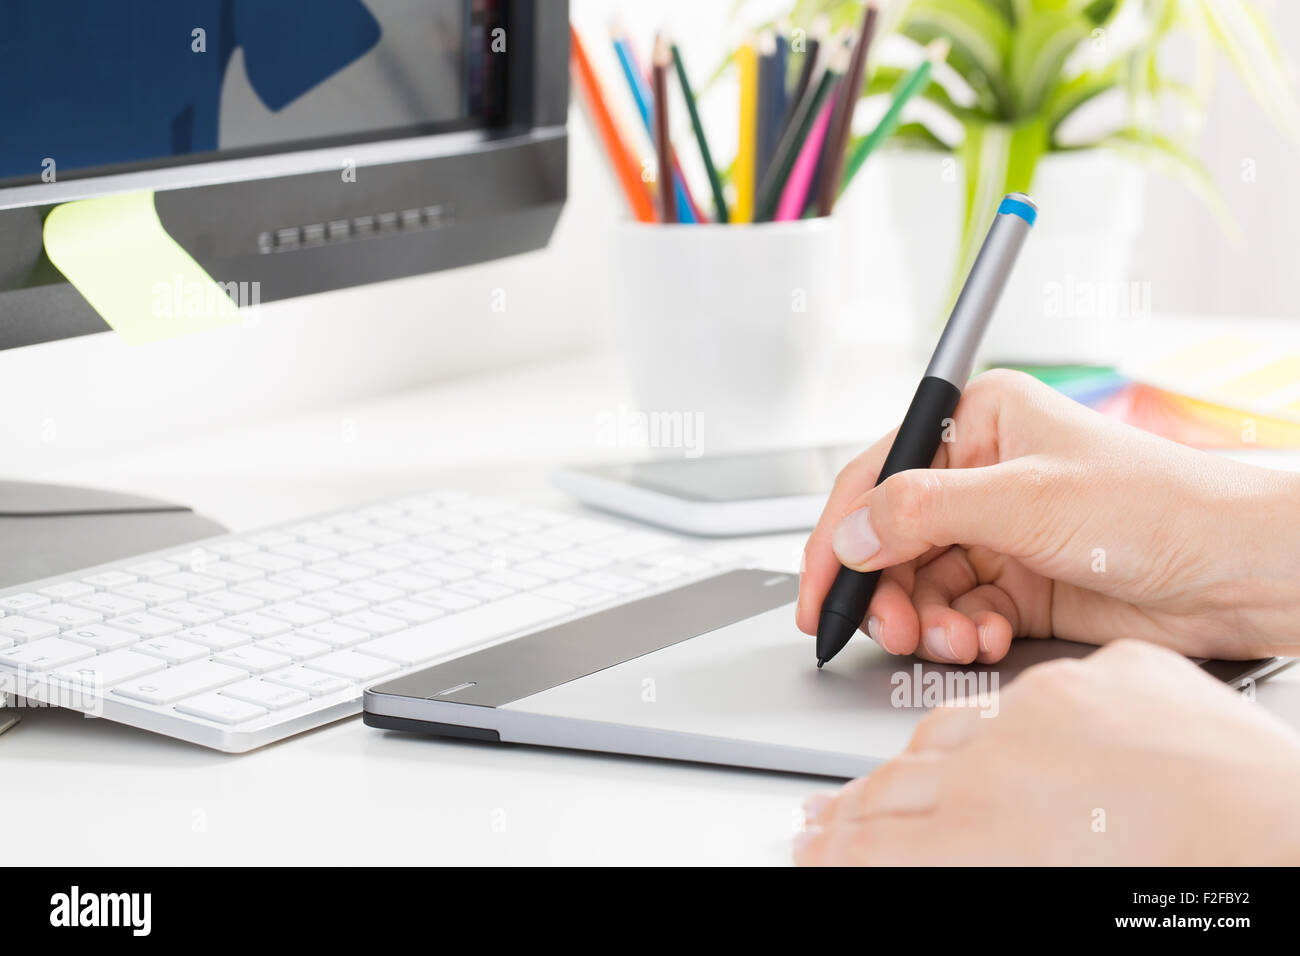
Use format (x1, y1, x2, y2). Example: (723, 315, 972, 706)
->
(364, 570, 1290, 779)
(551, 445, 860, 536)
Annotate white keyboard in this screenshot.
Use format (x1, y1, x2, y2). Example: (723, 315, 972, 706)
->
(0, 491, 725, 751)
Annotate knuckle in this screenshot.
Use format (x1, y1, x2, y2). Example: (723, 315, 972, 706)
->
(882, 471, 939, 535)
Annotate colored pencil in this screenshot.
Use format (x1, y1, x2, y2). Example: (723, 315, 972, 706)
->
(755, 30, 780, 185)
(772, 21, 791, 137)
(670, 39, 729, 223)
(815, 1, 879, 216)
(754, 39, 847, 222)
(734, 35, 759, 223)
(783, 14, 828, 140)
(839, 39, 949, 198)
(651, 35, 677, 223)
(775, 92, 836, 221)
(610, 26, 700, 223)
(569, 26, 655, 224)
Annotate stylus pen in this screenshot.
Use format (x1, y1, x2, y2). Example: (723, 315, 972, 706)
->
(816, 193, 1039, 668)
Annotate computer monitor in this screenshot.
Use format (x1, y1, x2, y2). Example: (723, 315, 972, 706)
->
(0, 0, 569, 584)
(0, 0, 568, 349)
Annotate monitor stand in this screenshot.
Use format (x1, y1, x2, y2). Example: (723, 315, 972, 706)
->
(0, 481, 227, 589)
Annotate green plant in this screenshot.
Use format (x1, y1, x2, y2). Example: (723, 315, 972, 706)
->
(754, 0, 1300, 293)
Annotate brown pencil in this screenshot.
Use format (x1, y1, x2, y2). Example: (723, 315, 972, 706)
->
(815, 0, 879, 217)
(651, 33, 677, 223)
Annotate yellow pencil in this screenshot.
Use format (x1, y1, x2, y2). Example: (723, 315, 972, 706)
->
(734, 34, 758, 223)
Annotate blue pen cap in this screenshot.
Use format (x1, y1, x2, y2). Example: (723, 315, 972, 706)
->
(998, 192, 1038, 227)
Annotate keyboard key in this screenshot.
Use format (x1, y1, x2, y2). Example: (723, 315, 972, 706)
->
(346, 526, 405, 546)
(199, 562, 264, 585)
(444, 551, 501, 572)
(269, 569, 338, 592)
(233, 581, 301, 603)
(535, 582, 609, 607)
(409, 560, 473, 582)
(167, 548, 221, 571)
(378, 542, 444, 562)
(447, 579, 514, 602)
(177, 624, 251, 651)
(587, 531, 677, 560)
(481, 569, 547, 590)
(299, 590, 369, 615)
(322, 512, 368, 530)
(370, 571, 441, 593)
(336, 610, 405, 636)
(114, 582, 187, 607)
(263, 666, 353, 697)
(62, 623, 142, 651)
(176, 693, 268, 725)
(348, 551, 410, 573)
(411, 589, 479, 612)
(575, 572, 647, 595)
(308, 560, 373, 582)
(260, 602, 330, 627)
(0, 616, 60, 644)
(28, 603, 103, 628)
(272, 543, 337, 564)
(515, 533, 570, 553)
(113, 613, 183, 638)
(358, 593, 573, 666)
(306, 650, 396, 682)
(220, 679, 310, 710)
(248, 531, 294, 549)
(459, 525, 508, 543)
(294, 621, 370, 649)
(194, 591, 264, 615)
(485, 516, 542, 534)
(516, 560, 580, 581)
(214, 645, 293, 674)
(153, 602, 224, 626)
(374, 600, 444, 625)
(207, 541, 258, 558)
(82, 571, 138, 589)
(113, 660, 245, 705)
(39, 581, 96, 601)
(156, 572, 224, 595)
(336, 581, 404, 604)
(285, 521, 333, 539)
(223, 614, 291, 639)
(550, 549, 611, 571)
(360, 505, 403, 521)
(634, 565, 684, 585)
(303, 534, 369, 555)
(0, 593, 50, 613)
(126, 559, 181, 579)
(417, 533, 474, 552)
(0, 637, 94, 671)
(550, 520, 621, 544)
(237, 552, 301, 574)
(518, 508, 572, 527)
(52, 649, 164, 689)
(73, 592, 147, 617)
(254, 634, 330, 661)
(482, 543, 540, 563)
(134, 635, 210, 664)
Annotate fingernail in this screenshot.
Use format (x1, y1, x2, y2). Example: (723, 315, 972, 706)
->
(802, 793, 833, 825)
(866, 615, 883, 645)
(924, 626, 957, 662)
(832, 508, 880, 566)
(793, 827, 820, 854)
(977, 623, 989, 654)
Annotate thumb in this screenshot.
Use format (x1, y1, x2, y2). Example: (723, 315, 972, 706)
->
(831, 461, 1043, 571)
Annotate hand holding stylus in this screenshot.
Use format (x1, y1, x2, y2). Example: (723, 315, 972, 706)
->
(797, 369, 1300, 664)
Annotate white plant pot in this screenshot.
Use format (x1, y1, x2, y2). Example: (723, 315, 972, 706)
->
(880, 148, 1147, 367)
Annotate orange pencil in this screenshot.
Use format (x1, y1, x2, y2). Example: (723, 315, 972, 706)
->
(570, 25, 656, 223)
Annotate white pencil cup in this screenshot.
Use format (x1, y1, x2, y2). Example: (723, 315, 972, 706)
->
(610, 218, 842, 454)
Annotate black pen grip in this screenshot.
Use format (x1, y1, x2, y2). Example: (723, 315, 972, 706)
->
(819, 376, 963, 654)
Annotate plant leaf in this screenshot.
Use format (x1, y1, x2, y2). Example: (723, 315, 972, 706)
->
(1099, 128, 1241, 240)
(900, 0, 1014, 117)
(1010, 10, 1093, 115)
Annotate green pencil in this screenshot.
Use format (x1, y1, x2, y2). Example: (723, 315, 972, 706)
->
(839, 39, 949, 197)
(754, 39, 849, 222)
(670, 40, 728, 224)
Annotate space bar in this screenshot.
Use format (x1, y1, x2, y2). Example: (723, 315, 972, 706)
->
(356, 594, 577, 667)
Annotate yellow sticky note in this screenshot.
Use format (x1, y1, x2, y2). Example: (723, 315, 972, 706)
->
(43, 192, 246, 345)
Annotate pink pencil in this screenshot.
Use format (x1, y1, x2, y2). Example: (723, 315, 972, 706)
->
(774, 94, 837, 222)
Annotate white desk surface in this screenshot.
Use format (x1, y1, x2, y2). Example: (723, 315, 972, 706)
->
(7, 350, 1300, 866)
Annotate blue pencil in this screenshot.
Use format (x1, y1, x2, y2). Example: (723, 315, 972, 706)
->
(755, 30, 780, 183)
(610, 31, 698, 224)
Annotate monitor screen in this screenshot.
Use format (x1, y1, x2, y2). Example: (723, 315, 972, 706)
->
(0, 0, 507, 186)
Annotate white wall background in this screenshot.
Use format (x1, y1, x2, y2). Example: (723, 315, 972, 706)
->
(1, 0, 1296, 473)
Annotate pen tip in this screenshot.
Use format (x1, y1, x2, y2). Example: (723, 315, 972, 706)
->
(816, 659, 825, 669)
